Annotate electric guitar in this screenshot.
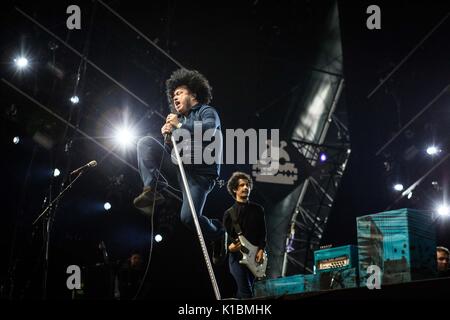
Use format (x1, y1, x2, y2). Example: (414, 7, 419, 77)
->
(238, 235, 268, 278)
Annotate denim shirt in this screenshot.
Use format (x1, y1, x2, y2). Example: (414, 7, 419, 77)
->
(173, 104, 222, 178)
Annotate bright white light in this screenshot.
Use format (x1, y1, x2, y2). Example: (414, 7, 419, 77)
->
(14, 57, 28, 69)
(320, 153, 327, 162)
(115, 127, 136, 148)
(155, 234, 163, 242)
(53, 168, 61, 177)
(70, 96, 80, 104)
(13, 136, 20, 144)
(407, 192, 413, 199)
(426, 146, 440, 156)
(394, 184, 404, 191)
(437, 205, 450, 217)
(104, 202, 112, 211)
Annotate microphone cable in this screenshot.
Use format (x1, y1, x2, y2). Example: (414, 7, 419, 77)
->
(133, 131, 183, 299)
(133, 140, 167, 300)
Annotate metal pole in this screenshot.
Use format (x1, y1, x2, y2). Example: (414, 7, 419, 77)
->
(170, 135, 221, 300)
(387, 151, 450, 210)
(2, 78, 139, 174)
(375, 84, 449, 156)
(15, 7, 166, 122)
(367, 12, 449, 99)
(282, 79, 344, 276)
(96, 0, 185, 69)
(43, 213, 51, 299)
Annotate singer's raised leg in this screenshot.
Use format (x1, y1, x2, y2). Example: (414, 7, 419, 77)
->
(134, 136, 178, 211)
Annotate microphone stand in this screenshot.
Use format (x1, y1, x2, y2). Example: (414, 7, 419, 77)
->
(170, 134, 222, 300)
(33, 171, 85, 299)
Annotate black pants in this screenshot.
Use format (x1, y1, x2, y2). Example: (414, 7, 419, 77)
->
(229, 251, 255, 298)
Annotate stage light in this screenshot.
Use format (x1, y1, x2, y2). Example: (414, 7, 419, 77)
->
(394, 184, 404, 191)
(431, 181, 441, 191)
(115, 127, 136, 148)
(13, 136, 20, 144)
(407, 192, 413, 199)
(437, 205, 449, 217)
(70, 96, 80, 104)
(104, 202, 112, 211)
(319, 153, 327, 162)
(155, 234, 163, 242)
(14, 56, 29, 69)
(426, 146, 441, 156)
(53, 168, 61, 177)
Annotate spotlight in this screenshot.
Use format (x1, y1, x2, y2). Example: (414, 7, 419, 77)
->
(426, 146, 441, 156)
(319, 153, 327, 162)
(104, 202, 112, 211)
(14, 56, 29, 69)
(437, 205, 450, 217)
(53, 168, 61, 177)
(432, 181, 441, 191)
(394, 184, 404, 191)
(70, 96, 80, 104)
(13, 136, 20, 144)
(115, 127, 136, 148)
(155, 234, 163, 242)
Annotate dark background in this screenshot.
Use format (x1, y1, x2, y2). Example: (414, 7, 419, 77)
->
(1, 0, 449, 300)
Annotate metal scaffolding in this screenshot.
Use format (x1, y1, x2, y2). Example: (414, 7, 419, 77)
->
(282, 134, 351, 275)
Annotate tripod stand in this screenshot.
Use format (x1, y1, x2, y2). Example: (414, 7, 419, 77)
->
(33, 171, 86, 299)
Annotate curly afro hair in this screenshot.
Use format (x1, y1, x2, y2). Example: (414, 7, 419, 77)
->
(227, 171, 253, 199)
(165, 69, 213, 108)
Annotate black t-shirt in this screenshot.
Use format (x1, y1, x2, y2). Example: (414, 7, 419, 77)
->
(223, 201, 267, 250)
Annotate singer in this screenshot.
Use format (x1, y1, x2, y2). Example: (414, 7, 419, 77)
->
(134, 69, 225, 251)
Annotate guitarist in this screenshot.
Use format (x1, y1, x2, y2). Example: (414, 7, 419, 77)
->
(223, 171, 267, 299)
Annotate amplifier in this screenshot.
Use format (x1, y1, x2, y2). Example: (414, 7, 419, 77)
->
(314, 245, 358, 273)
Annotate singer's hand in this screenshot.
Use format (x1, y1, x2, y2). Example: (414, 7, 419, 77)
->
(165, 113, 180, 128)
(161, 123, 172, 135)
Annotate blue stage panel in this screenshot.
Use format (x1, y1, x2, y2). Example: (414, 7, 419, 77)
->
(254, 274, 305, 297)
(357, 208, 436, 287)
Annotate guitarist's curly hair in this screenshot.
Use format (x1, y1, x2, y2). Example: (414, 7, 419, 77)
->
(165, 69, 213, 109)
(227, 171, 253, 199)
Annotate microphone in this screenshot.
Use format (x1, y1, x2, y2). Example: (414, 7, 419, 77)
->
(164, 112, 181, 144)
(70, 160, 97, 175)
(164, 132, 171, 144)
